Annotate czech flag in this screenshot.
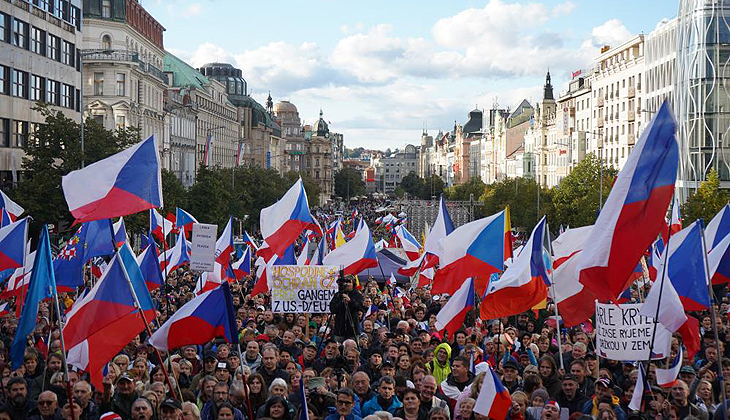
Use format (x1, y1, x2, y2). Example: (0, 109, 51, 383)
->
(628, 363, 649, 412)
(322, 221, 377, 276)
(137, 241, 164, 291)
(230, 246, 251, 279)
(705, 204, 730, 252)
(577, 101, 678, 303)
(113, 217, 127, 247)
(0, 189, 23, 220)
(260, 178, 321, 258)
(0, 209, 12, 228)
(474, 366, 511, 420)
(296, 238, 311, 266)
(0, 301, 9, 317)
(175, 208, 198, 236)
(423, 195, 454, 269)
(395, 225, 421, 261)
(656, 347, 682, 388)
(203, 134, 214, 166)
(433, 210, 507, 295)
(311, 238, 328, 266)
(434, 278, 474, 338)
(669, 196, 682, 235)
(0, 218, 28, 273)
(150, 282, 237, 352)
(242, 230, 259, 251)
(709, 230, 730, 284)
(161, 230, 190, 273)
(2, 247, 33, 299)
(640, 225, 702, 358)
(251, 244, 296, 296)
(647, 238, 664, 281)
(62, 136, 162, 223)
(480, 216, 550, 320)
(66, 245, 156, 388)
(215, 217, 235, 266)
(150, 208, 173, 243)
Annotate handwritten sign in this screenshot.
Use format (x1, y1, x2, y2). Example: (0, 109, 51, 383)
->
(270, 265, 339, 313)
(595, 302, 671, 360)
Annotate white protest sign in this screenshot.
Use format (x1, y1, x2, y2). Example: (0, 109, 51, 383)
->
(595, 302, 671, 360)
(270, 265, 339, 313)
(190, 223, 217, 272)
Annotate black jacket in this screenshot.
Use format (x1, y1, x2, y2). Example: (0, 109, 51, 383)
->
(329, 289, 363, 339)
(555, 390, 589, 415)
(3, 399, 37, 420)
(256, 366, 290, 388)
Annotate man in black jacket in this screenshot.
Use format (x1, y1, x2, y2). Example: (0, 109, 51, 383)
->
(2, 377, 36, 420)
(255, 346, 290, 387)
(555, 374, 588, 415)
(329, 275, 363, 342)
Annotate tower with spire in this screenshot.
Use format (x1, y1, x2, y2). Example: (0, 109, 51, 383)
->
(540, 70, 556, 123)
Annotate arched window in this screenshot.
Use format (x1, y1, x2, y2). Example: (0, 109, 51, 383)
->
(102, 35, 112, 50)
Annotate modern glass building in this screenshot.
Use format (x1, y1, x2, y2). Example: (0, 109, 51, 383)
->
(676, 0, 730, 196)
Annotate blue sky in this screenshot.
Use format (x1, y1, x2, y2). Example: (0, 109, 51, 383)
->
(148, 0, 677, 150)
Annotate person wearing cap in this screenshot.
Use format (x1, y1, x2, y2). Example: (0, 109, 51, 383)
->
(190, 352, 218, 391)
(679, 365, 697, 386)
(100, 373, 139, 420)
(501, 359, 522, 394)
(581, 378, 627, 420)
(214, 362, 231, 385)
(159, 399, 182, 420)
(298, 342, 318, 370)
(555, 374, 588, 415)
(330, 275, 364, 342)
(540, 401, 561, 420)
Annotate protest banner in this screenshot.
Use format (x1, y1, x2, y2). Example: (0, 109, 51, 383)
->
(270, 265, 339, 313)
(595, 302, 671, 360)
(190, 223, 217, 272)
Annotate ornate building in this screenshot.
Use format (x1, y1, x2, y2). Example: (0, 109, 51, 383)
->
(82, 0, 167, 150)
(306, 110, 333, 204)
(274, 100, 306, 173)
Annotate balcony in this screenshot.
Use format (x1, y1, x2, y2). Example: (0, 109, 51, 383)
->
(598, 97, 604, 107)
(628, 110, 635, 122)
(83, 49, 140, 63)
(628, 86, 635, 98)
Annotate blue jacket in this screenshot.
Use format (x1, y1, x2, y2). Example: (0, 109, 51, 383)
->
(361, 396, 402, 417)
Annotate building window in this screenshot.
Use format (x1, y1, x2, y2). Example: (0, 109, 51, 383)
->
(13, 121, 27, 148)
(94, 72, 103, 95)
(102, 0, 111, 18)
(115, 115, 125, 129)
(47, 34, 59, 60)
(30, 27, 44, 55)
(61, 41, 74, 66)
(46, 79, 58, 104)
(116, 73, 125, 96)
(101, 34, 111, 50)
(0, 13, 7, 43)
(61, 84, 71, 108)
(0, 118, 7, 147)
(12, 18, 27, 49)
(0, 66, 7, 95)
(30, 75, 43, 101)
(11, 70, 26, 98)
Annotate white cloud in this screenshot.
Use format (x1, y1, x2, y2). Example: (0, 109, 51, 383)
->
(185, 42, 236, 67)
(589, 19, 633, 49)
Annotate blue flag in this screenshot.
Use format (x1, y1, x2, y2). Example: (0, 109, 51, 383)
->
(54, 219, 115, 290)
(298, 376, 309, 420)
(11, 225, 56, 369)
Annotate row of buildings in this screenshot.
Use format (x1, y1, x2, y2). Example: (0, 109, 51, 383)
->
(0, 0, 343, 204)
(411, 0, 730, 202)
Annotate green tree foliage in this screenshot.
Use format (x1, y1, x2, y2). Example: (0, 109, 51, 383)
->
(283, 171, 322, 208)
(14, 105, 139, 230)
(187, 165, 232, 232)
(682, 169, 729, 225)
(446, 178, 487, 201)
(398, 172, 444, 199)
(551, 153, 617, 228)
(480, 177, 553, 229)
(334, 167, 365, 199)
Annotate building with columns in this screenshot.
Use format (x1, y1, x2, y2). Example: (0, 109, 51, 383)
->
(81, 0, 167, 151)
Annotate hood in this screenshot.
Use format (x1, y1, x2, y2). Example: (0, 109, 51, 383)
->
(434, 343, 452, 366)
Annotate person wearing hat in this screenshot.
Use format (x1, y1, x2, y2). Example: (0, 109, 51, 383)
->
(159, 399, 182, 420)
(581, 378, 626, 420)
(190, 352, 218, 391)
(214, 362, 231, 385)
(297, 342, 318, 370)
(100, 373, 139, 420)
(555, 374, 588, 415)
(540, 401, 561, 420)
(330, 275, 364, 341)
(501, 359, 522, 394)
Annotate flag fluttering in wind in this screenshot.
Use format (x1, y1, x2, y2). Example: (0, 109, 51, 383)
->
(62, 136, 162, 223)
(423, 195, 454, 269)
(0, 189, 23, 220)
(260, 179, 321, 257)
(322, 222, 377, 276)
(434, 278, 474, 338)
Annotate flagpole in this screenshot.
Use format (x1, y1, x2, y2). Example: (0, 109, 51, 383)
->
(106, 221, 177, 399)
(545, 222, 564, 372)
(699, 222, 727, 411)
(52, 289, 77, 420)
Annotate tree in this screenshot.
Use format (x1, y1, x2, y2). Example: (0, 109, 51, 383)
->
(334, 167, 365, 199)
(682, 169, 729, 225)
(480, 177, 553, 229)
(14, 104, 139, 231)
(551, 153, 617, 228)
(446, 178, 487, 201)
(423, 175, 445, 199)
(283, 171, 321, 207)
(186, 165, 232, 232)
(399, 172, 424, 198)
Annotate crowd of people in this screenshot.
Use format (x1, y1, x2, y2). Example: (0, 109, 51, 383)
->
(0, 202, 723, 420)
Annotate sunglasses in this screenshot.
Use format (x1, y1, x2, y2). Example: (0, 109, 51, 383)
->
(38, 401, 55, 406)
